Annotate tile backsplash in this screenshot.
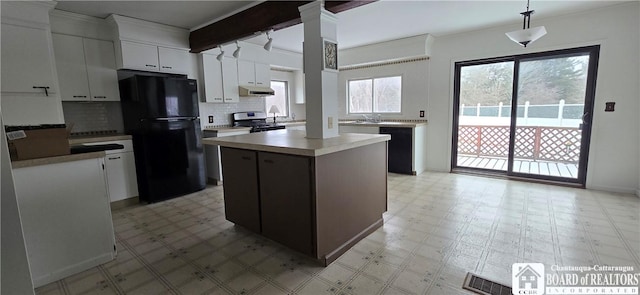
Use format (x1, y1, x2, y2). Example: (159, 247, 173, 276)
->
(198, 97, 267, 127)
(62, 102, 124, 134)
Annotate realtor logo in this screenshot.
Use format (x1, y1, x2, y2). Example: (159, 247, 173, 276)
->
(512, 263, 545, 294)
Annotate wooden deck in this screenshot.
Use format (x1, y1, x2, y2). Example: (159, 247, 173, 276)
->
(457, 156, 579, 178)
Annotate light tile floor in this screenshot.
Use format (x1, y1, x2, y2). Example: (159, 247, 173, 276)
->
(36, 172, 640, 295)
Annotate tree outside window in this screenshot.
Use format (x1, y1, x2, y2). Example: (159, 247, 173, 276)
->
(266, 80, 288, 117)
(348, 76, 402, 114)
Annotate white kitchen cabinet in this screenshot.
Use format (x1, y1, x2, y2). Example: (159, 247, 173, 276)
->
(238, 60, 270, 86)
(83, 140, 138, 202)
(120, 40, 159, 71)
(222, 57, 239, 103)
(53, 34, 119, 101)
(84, 38, 120, 101)
(12, 156, 116, 287)
(201, 54, 239, 103)
(201, 54, 224, 103)
(1, 23, 57, 95)
(158, 46, 190, 74)
(119, 40, 190, 75)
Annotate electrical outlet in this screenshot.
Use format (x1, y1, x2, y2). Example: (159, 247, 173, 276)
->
(328, 116, 333, 129)
(208, 115, 214, 123)
(419, 110, 425, 118)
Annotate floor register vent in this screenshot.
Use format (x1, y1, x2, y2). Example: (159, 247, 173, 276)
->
(462, 272, 512, 295)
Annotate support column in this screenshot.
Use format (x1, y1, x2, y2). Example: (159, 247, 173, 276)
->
(299, 1, 339, 139)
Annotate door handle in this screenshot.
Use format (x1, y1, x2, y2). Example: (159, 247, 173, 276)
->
(582, 112, 589, 125)
(108, 156, 121, 160)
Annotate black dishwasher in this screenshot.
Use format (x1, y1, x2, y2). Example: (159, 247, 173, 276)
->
(379, 127, 413, 174)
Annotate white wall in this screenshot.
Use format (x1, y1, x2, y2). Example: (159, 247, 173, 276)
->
(427, 2, 640, 193)
(338, 59, 429, 120)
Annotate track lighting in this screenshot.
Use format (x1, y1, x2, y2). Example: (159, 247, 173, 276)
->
(216, 46, 224, 61)
(233, 41, 241, 58)
(263, 31, 273, 51)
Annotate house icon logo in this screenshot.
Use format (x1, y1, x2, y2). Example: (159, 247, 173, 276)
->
(512, 263, 545, 294)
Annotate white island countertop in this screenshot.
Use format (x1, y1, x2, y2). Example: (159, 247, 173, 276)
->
(202, 129, 390, 157)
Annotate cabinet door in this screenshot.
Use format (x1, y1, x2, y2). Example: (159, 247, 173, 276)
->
(258, 152, 313, 255)
(105, 152, 139, 202)
(254, 63, 271, 86)
(1, 24, 57, 94)
(201, 54, 224, 103)
(120, 41, 159, 71)
(158, 47, 189, 74)
(52, 34, 90, 101)
(220, 148, 261, 233)
(221, 57, 239, 103)
(237, 60, 255, 86)
(83, 39, 120, 101)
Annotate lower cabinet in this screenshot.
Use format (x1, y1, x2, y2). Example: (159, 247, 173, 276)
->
(220, 147, 313, 254)
(82, 140, 138, 202)
(12, 157, 116, 287)
(258, 152, 313, 255)
(220, 148, 261, 233)
(379, 127, 413, 174)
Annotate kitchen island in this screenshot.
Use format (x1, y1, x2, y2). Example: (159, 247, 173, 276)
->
(203, 130, 390, 265)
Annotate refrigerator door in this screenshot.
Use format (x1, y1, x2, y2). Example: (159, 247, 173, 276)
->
(132, 118, 205, 202)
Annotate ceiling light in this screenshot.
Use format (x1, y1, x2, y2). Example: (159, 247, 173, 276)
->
(216, 46, 224, 61)
(233, 41, 241, 58)
(264, 31, 273, 51)
(505, 0, 546, 47)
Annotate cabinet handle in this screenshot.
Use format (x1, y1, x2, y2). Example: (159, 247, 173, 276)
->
(94, 96, 107, 99)
(108, 156, 121, 160)
(145, 64, 157, 68)
(241, 156, 251, 160)
(162, 66, 172, 69)
(33, 86, 50, 96)
(263, 159, 274, 164)
(73, 95, 87, 98)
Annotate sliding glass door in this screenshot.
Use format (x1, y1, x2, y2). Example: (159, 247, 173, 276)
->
(452, 46, 599, 185)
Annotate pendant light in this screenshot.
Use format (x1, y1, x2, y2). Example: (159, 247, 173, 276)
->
(505, 0, 547, 47)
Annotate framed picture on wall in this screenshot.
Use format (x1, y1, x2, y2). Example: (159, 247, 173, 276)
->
(323, 39, 338, 72)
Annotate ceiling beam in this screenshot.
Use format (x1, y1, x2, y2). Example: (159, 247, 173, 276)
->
(189, 0, 376, 53)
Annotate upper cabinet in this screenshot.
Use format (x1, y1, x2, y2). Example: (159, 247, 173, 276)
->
(52, 34, 119, 101)
(158, 47, 190, 74)
(118, 40, 190, 75)
(120, 41, 159, 71)
(237, 60, 270, 87)
(107, 15, 192, 76)
(1, 24, 57, 95)
(201, 54, 239, 103)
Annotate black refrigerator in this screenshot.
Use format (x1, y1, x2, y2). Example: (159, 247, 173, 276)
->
(119, 75, 206, 203)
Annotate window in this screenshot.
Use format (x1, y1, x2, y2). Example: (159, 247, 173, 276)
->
(348, 76, 402, 114)
(266, 80, 288, 117)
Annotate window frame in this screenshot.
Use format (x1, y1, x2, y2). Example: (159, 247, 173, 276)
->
(347, 75, 403, 115)
(265, 80, 289, 118)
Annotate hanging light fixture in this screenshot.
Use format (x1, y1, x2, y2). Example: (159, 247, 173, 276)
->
(233, 41, 241, 58)
(263, 31, 273, 51)
(505, 0, 547, 47)
(216, 46, 224, 61)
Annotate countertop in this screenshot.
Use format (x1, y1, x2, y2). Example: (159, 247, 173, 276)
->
(68, 134, 132, 145)
(12, 151, 106, 169)
(202, 129, 390, 157)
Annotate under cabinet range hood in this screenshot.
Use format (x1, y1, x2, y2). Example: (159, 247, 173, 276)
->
(239, 85, 275, 97)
